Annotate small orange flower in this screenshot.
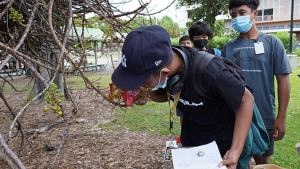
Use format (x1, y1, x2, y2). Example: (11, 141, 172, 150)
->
(108, 83, 138, 106)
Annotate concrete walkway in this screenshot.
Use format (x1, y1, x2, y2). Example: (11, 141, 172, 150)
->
(86, 57, 118, 75)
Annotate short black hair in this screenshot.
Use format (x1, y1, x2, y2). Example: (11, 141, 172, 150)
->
(229, 0, 260, 12)
(179, 35, 191, 44)
(188, 21, 212, 40)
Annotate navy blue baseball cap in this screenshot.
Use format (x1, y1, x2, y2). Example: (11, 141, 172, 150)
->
(111, 25, 172, 91)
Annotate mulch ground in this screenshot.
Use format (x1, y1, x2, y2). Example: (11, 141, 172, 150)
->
(0, 77, 256, 168)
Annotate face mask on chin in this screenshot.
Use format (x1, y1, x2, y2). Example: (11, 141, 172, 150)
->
(232, 12, 254, 33)
(193, 39, 209, 49)
(155, 68, 168, 89)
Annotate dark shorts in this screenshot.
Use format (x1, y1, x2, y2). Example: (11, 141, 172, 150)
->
(261, 128, 274, 156)
(176, 108, 183, 116)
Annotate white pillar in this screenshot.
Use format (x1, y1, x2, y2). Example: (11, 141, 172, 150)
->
(287, 53, 297, 68)
(94, 41, 97, 66)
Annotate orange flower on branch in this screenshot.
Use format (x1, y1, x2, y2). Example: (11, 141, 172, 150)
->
(108, 83, 139, 106)
(108, 83, 124, 99)
(122, 90, 139, 106)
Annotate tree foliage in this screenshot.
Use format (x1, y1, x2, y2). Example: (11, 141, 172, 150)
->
(128, 16, 180, 38)
(75, 15, 180, 38)
(0, 0, 174, 168)
(177, 0, 230, 35)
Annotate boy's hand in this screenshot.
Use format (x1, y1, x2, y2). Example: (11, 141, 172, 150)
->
(219, 149, 239, 169)
(134, 87, 150, 105)
(273, 117, 286, 141)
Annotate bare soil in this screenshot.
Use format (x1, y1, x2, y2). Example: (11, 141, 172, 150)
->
(0, 77, 256, 169)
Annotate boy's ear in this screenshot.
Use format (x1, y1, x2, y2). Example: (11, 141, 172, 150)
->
(253, 9, 258, 19)
(162, 68, 171, 77)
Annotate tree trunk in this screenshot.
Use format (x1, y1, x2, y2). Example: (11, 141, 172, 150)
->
(33, 49, 64, 104)
(50, 51, 64, 96)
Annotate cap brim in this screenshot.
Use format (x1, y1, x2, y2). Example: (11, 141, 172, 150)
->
(112, 64, 152, 91)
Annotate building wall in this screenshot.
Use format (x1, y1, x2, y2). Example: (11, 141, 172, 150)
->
(257, 0, 300, 23)
(176, 7, 190, 28)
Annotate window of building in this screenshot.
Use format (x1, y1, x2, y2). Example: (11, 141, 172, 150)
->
(259, 25, 285, 31)
(256, 8, 273, 22)
(288, 24, 300, 29)
(256, 10, 263, 22)
(277, 25, 284, 29)
(263, 26, 270, 30)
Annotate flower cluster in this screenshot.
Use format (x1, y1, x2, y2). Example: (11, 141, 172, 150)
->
(43, 83, 64, 116)
(108, 83, 139, 106)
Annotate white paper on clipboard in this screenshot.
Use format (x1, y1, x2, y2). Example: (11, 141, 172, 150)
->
(171, 141, 227, 169)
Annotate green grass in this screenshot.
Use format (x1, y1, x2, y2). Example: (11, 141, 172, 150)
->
(95, 67, 300, 168)
(271, 67, 300, 168)
(297, 57, 300, 63)
(2, 78, 34, 95)
(99, 101, 181, 136)
(67, 74, 112, 89)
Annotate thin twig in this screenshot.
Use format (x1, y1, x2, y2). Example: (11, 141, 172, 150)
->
(0, 131, 26, 169)
(50, 104, 69, 169)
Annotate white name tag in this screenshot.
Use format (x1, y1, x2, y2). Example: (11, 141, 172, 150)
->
(164, 141, 178, 161)
(254, 42, 265, 54)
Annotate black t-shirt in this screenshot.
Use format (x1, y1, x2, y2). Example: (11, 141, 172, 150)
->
(170, 46, 245, 157)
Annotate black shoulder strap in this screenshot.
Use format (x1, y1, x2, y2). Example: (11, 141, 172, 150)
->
(208, 48, 216, 55)
(191, 51, 217, 100)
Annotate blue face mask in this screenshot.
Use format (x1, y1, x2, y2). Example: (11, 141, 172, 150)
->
(232, 13, 253, 33)
(155, 68, 168, 89)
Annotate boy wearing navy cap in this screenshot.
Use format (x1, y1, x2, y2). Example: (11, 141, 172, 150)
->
(112, 25, 254, 168)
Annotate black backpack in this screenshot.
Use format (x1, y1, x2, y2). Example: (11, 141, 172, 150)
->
(191, 51, 252, 100)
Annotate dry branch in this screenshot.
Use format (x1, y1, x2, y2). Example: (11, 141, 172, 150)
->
(0, 131, 26, 169)
(26, 119, 64, 135)
(0, 0, 173, 167)
(50, 104, 69, 169)
(0, 148, 17, 169)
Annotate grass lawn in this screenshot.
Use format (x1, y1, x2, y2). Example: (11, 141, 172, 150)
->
(98, 101, 180, 136)
(298, 57, 300, 63)
(68, 68, 300, 168)
(272, 67, 300, 168)
(67, 74, 112, 89)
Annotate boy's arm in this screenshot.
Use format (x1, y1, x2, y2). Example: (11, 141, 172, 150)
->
(219, 88, 254, 168)
(135, 87, 168, 105)
(149, 88, 168, 102)
(273, 74, 290, 141)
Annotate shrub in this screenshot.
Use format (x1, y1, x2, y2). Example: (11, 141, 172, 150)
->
(294, 48, 300, 56)
(171, 37, 180, 45)
(269, 32, 296, 53)
(208, 36, 232, 51)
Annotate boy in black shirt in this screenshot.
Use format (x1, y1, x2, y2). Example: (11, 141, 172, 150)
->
(112, 25, 254, 168)
(189, 21, 221, 56)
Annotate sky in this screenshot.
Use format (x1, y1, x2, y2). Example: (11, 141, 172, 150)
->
(87, 0, 178, 21)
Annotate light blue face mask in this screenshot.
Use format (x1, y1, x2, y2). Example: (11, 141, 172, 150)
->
(156, 68, 168, 89)
(232, 13, 253, 33)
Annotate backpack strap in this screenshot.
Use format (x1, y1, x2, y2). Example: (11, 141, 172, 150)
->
(191, 51, 217, 100)
(207, 48, 215, 55)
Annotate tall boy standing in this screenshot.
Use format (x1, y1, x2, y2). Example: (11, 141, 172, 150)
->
(221, 0, 292, 165)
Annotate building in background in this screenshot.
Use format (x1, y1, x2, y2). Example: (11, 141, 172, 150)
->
(222, 0, 300, 41)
